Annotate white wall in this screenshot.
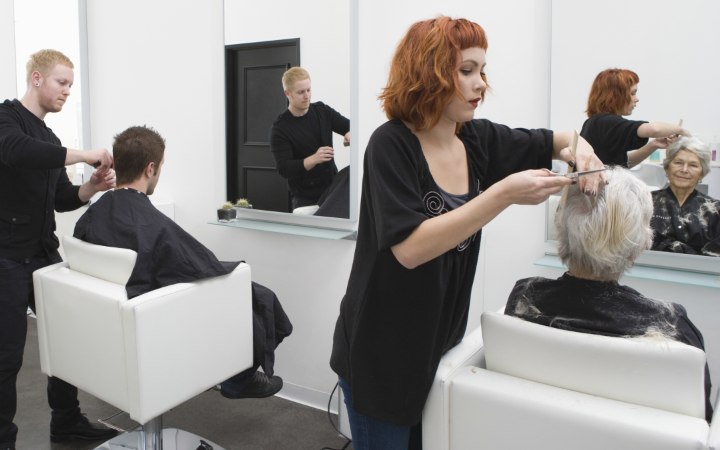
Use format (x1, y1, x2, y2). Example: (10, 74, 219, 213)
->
(17, 0, 718, 413)
(550, 0, 720, 142)
(0, 0, 16, 101)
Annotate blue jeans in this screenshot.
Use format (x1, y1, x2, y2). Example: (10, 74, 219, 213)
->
(338, 378, 422, 450)
(0, 254, 80, 447)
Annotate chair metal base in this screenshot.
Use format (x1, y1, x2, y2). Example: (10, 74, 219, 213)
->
(94, 427, 225, 450)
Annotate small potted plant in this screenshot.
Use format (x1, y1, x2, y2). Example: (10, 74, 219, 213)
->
(217, 201, 237, 221)
(234, 198, 252, 209)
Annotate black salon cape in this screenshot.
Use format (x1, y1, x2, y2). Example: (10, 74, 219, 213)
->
(73, 188, 292, 376)
(506, 273, 713, 422)
(651, 187, 720, 257)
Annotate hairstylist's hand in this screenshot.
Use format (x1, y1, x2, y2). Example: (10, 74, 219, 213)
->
(569, 138, 606, 195)
(500, 169, 572, 205)
(90, 168, 116, 192)
(85, 148, 114, 171)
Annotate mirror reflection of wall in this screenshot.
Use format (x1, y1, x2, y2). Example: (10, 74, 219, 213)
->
(551, 0, 720, 195)
(548, 0, 720, 265)
(13, 0, 86, 184)
(224, 0, 351, 218)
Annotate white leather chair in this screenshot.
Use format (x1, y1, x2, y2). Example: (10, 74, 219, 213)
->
(33, 236, 254, 450)
(423, 311, 716, 450)
(292, 205, 320, 215)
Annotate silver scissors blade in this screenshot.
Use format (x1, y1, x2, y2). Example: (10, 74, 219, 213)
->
(556, 167, 609, 179)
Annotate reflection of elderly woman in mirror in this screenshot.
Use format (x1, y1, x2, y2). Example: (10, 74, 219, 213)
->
(505, 167, 712, 421)
(580, 68, 689, 168)
(651, 137, 720, 256)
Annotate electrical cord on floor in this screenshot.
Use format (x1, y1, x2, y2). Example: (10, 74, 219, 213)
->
(321, 382, 352, 450)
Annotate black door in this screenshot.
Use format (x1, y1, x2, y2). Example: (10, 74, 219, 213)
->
(226, 39, 300, 213)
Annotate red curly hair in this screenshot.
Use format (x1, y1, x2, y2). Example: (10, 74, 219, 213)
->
(585, 68, 639, 117)
(380, 16, 488, 131)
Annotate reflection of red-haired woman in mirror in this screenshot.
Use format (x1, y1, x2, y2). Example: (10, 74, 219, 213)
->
(329, 16, 604, 450)
(581, 68, 689, 168)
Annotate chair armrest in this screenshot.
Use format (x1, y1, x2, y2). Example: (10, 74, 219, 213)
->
(121, 263, 253, 424)
(422, 326, 485, 450)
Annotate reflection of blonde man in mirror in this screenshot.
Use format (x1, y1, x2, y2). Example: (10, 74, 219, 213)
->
(506, 166, 713, 421)
(580, 68, 689, 168)
(651, 136, 720, 256)
(0, 49, 117, 447)
(270, 67, 351, 211)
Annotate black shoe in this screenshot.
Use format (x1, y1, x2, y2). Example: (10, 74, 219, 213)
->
(220, 371, 283, 399)
(50, 414, 118, 443)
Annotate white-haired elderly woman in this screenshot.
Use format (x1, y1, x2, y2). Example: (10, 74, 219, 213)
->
(651, 136, 720, 256)
(505, 167, 712, 421)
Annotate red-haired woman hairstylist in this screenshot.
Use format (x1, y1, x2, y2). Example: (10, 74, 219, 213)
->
(329, 16, 605, 450)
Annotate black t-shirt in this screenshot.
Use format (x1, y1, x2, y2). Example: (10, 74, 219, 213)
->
(580, 113, 648, 166)
(330, 118, 553, 425)
(270, 102, 350, 203)
(506, 273, 712, 422)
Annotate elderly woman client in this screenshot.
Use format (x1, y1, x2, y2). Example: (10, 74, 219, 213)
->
(651, 136, 720, 256)
(505, 167, 712, 421)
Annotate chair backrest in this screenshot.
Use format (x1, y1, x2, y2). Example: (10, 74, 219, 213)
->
(63, 235, 137, 285)
(481, 312, 707, 418)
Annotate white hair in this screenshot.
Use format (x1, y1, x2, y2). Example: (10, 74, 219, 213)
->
(556, 167, 653, 280)
(663, 136, 711, 179)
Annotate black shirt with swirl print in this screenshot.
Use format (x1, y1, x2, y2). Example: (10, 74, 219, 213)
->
(330, 118, 554, 425)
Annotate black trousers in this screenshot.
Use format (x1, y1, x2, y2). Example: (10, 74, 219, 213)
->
(0, 253, 81, 446)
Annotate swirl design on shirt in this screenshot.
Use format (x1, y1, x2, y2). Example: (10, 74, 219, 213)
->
(423, 191, 447, 217)
(423, 190, 476, 252)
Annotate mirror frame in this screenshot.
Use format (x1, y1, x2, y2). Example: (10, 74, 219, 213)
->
(225, 0, 358, 232)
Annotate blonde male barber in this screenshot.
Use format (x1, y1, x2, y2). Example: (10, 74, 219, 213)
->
(0, 49, 116, 449)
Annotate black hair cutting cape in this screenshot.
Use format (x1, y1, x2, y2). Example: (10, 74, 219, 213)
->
(73, 188, 292, 376)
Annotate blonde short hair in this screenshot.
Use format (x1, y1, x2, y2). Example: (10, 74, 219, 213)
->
(26, 49, 73, 85)
(556, 167, 653, 280)
(282, 67, 310, 91)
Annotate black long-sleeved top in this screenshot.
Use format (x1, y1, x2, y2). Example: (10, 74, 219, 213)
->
(270, 102, 350, 203)
(0, 99, 83, 260)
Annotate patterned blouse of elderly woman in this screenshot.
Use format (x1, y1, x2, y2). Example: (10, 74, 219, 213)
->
(505, 167, 712, 421)
(651, 136, 720, 256)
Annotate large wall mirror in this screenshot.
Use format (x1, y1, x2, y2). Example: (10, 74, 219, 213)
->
(547, 0, 720, 274)
(223, 0, 357, 230)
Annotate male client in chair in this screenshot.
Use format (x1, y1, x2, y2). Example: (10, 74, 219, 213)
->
(505, 166, 712, 421)
(73, 125, 292, 399)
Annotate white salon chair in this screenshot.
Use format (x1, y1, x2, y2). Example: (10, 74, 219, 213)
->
(292, 205, 320, 215)
(423, 311, 716, 450)
(33, 236, 254, 450)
